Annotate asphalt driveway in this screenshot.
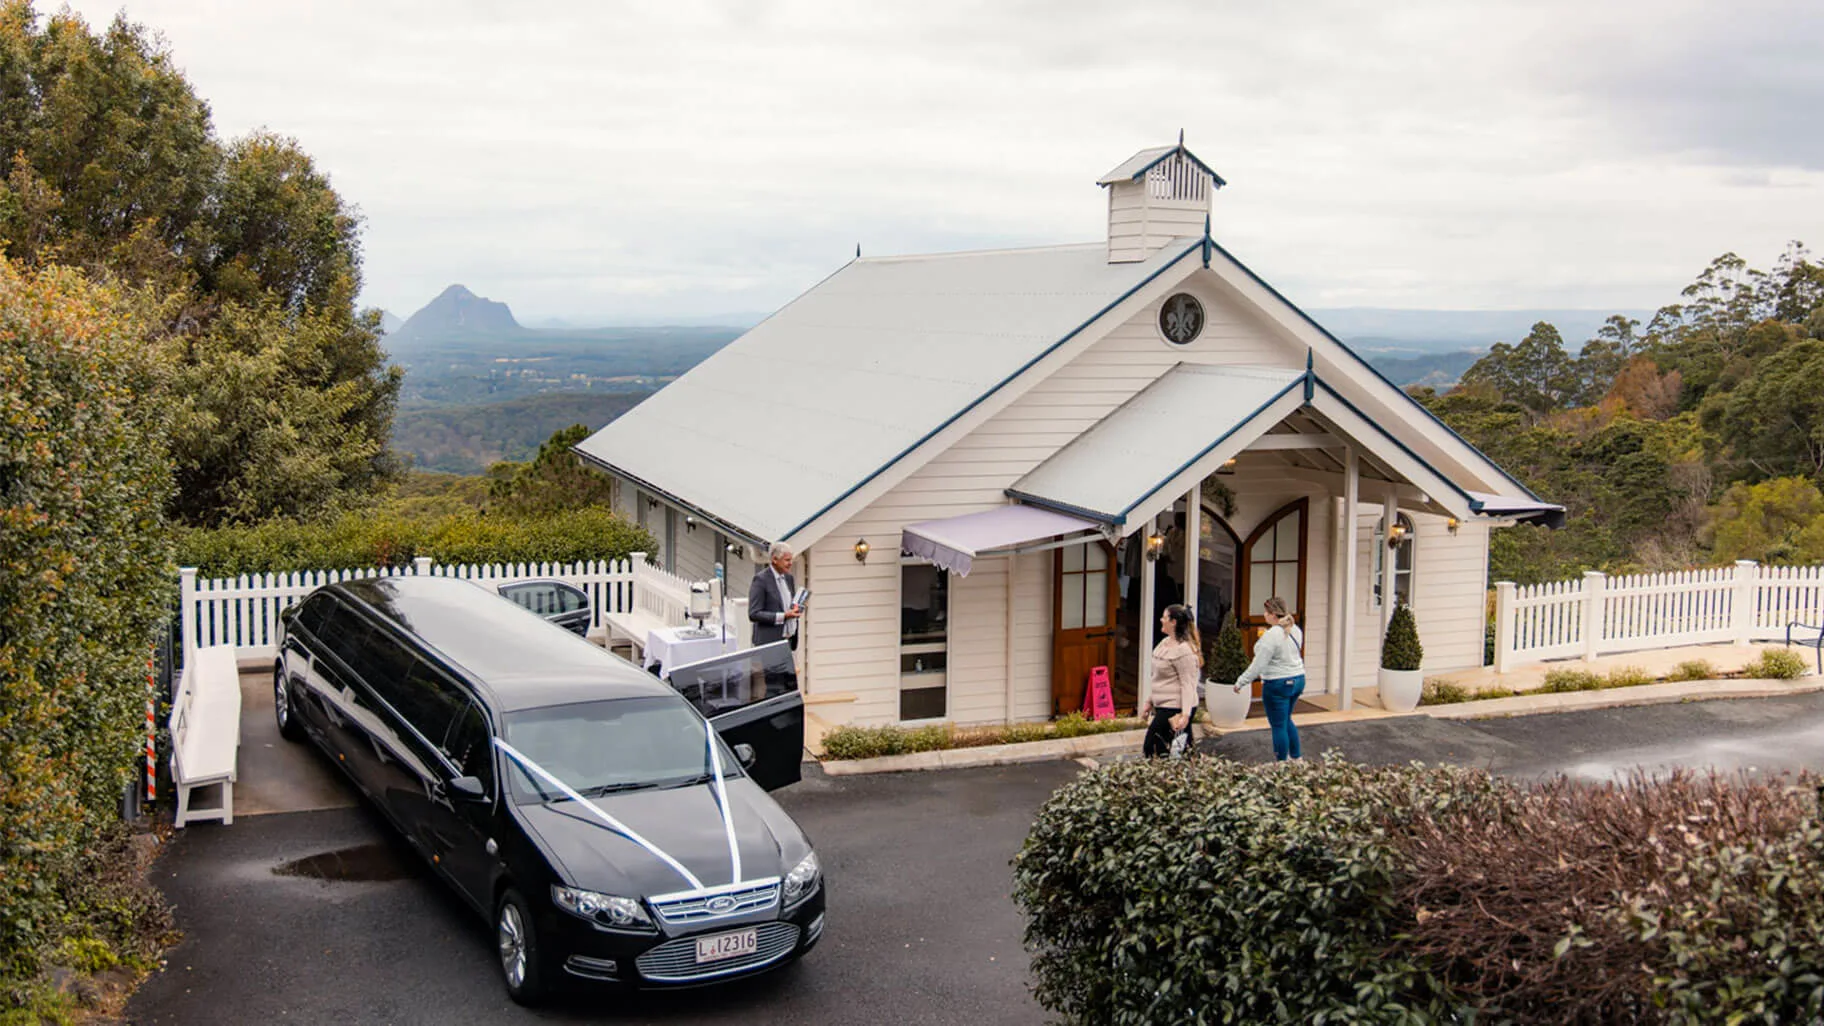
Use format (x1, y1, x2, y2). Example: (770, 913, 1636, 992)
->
(129, 692, 1824, 1025)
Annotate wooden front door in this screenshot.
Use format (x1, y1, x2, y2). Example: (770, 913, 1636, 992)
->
(1236, 499, 1308, 697)
(1052, 541, 1118, 716)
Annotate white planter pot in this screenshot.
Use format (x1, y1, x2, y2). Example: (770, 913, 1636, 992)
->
(1205, 681, 1252, 728)
(1378, 668, 1425, 713)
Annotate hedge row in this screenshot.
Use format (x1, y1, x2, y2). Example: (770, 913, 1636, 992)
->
(821, 713, 1144, 760)
(174, 506, 656, 576)
(1014, 757, 1824, 1025)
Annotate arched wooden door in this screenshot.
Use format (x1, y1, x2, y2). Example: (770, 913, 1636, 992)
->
(1236, 499, 1308, 695)
(1052, 540, 1118, 716)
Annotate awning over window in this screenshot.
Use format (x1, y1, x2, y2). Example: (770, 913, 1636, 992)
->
(1468, 492, 1567, 529)
(902, 506, 1103, 576)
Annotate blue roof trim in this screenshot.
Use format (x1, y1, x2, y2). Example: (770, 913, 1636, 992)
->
(1128, 145, 1228, 188)
(1203, 237, 1546, 504)
(1114, 379, 1304, 521)
(1311, 377, 1477, 511)
(1004, 490, 1125, 527)
(778, 240, 1205, 543)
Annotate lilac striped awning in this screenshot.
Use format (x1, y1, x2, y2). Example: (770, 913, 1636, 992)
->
(902, 506, 1102, 577)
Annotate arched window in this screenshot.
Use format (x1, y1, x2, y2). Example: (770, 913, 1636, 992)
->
(1373, 513, 1415, 609)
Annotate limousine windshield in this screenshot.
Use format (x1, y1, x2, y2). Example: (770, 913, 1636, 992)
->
(502, 696, 734, 802)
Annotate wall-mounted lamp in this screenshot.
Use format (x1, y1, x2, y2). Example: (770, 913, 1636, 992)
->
(1222, 457, 1237, 468)
(726, 542, 746, 560)
(645, 497, 659, 511)
(1445, 516, 1460, 536)
(1386, 522, 1409, 549)
(684, 515, 698, 533)
(854, 538, 871, 563)
(1144, 533, 1165, 561)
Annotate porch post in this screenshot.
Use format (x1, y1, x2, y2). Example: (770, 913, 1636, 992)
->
(1004, 552, 1018, 724)
(1340, 447, 1360, 710)
(1328, 498, 1346, 703)
(1182, 487, 1200, 622)
(1379, 491, 1398, 641)
(1138, 520, 1157, 710)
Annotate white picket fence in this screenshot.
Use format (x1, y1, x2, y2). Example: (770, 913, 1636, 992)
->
(178, 551, 728, 662)
(1492, 561, 1824, 672)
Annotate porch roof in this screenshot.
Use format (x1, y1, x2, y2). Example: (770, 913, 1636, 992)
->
(902, 505, 1103, 577)
(1007, 364, 1306, 526)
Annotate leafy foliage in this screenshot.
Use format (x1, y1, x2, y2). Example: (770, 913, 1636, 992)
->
(1708, 477, 1824, 564)
(1204, 609, 1247, 685)
(173, 506, 653, 576)
(0, 261, 173, 977)
(1744, 647, 1811, 680)
(486, 424, 619, 517)
(1667, 659, 1718, 681)
(819, 713, 1143, 760)
(1381, 602, 1423, 670)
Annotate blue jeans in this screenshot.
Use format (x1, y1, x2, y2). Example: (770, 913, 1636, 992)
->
(1262, 675, 1306, 761)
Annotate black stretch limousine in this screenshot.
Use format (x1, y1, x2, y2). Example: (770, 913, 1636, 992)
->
(274, 576, 822, 1003)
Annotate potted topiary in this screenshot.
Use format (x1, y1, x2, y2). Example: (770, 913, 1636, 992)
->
(1379, 601, 1424, 712)
(1204, 610, 1251, 728)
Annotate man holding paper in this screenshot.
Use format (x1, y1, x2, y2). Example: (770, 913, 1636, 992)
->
(749, 542, 805, 651)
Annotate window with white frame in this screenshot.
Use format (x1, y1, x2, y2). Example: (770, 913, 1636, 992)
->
(1372, 513, 1415, 609)
(899, 560, 949, 721)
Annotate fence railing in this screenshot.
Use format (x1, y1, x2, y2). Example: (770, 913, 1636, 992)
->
(1493, 560, 1824, 672)
(177, 551, 743, 662)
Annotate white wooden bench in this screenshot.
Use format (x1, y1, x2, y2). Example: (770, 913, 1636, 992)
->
(604, 560, 748, 663)
(170, 644, 242, 827)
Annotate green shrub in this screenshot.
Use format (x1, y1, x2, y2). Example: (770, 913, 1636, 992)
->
(0, 263, 175, 979)
(1421, 678, 1473, 705)
(1014, 757, 1485, 1024)
(1603, 665, 1655, 689)
(1538, 669, 1605, 692)
(1744, 647, 1811, 680)
(174, 506, 654, 576)
(820, 716, 1143, 760)
(1382, 602, 1424, 670)
(1666, 659, 1717, 682)
(1477, 686, 1517, 700)
(1206, 609, 1247, 685)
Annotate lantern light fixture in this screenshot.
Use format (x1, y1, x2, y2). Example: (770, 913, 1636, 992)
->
(854, 538, 870, 563)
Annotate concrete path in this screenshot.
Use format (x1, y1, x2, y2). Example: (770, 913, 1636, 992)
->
(231, 668, 355, 817)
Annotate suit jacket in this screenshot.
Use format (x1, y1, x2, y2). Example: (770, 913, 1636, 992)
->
(748, 566, 798, 649)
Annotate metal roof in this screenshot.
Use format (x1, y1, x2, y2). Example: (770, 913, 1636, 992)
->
(573, 242, 1196, 544)
(1009, 364, 1305, 524)
(1096, 144, 1227, 188)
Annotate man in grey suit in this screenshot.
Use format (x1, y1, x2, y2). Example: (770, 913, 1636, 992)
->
(748, 542, 802, 650)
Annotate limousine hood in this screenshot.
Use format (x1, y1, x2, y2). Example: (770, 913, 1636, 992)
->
(516, 778, 810, 899)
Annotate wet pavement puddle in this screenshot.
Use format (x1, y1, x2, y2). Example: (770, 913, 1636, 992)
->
(272, 843, 411, 882)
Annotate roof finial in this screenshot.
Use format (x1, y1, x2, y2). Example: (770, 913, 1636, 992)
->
(856, 243, 861, 258)
(1201, 213, 1213, 268)
(1178, 127, 1185, 148)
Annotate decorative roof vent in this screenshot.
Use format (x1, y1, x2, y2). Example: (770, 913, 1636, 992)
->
(1098, 136, 1225, 263)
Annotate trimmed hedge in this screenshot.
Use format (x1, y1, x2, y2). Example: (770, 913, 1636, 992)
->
(174, 505, 655, 576)
(821, 712, 1143, 760)
(1014, 757, 1824, 1025)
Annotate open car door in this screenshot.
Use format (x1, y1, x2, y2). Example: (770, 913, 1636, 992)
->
(664, 641, 804, 791)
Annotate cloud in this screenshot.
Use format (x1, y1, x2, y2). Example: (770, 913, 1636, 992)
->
(58, 0, 1824, 320)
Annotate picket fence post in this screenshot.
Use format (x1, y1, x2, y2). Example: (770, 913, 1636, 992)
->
(1581, 571, 1606, 661)
(1494, 581, 1516, 673)
(1732, 559, 1758, 643)
(414, 555, 433, 577)
(179, 567, 198, 662)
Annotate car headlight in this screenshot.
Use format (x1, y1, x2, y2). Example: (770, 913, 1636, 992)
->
(551, 885, 655, 931)
(783, 851, 820, 905)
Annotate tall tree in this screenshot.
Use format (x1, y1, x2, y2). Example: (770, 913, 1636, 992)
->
(1459, 321, 1579, 418)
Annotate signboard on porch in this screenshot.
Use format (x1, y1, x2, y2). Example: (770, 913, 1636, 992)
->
(1081, 665, 1115, 720)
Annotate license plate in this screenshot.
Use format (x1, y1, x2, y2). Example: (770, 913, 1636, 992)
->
(694, 927, 758, 964)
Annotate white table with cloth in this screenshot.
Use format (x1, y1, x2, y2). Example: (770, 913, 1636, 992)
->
(642, 624, 739, 677)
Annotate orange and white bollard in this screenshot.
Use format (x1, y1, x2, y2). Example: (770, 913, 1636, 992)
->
(146, 653, 157, 803)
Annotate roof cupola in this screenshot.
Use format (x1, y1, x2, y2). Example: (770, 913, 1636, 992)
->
(1098, 135, 1225, 263)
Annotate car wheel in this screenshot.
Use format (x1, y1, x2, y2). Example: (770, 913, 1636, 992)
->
(496, 888, 547, 1005)
(274, 663, 304, 741)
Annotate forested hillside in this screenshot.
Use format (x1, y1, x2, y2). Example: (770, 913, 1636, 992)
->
(1418, 247, 1824, 584)
(394, 390, 650, 472)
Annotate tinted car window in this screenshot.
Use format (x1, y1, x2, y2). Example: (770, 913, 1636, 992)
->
(321, 608, 375, 673)
(554, 584, 587, 613)
(388, 660, 464, 750)
(350, 632, 414, 703)
(443, 700, 494, 792)
(295, 593, 336, 637)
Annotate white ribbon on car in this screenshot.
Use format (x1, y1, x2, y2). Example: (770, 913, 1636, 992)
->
(492, 727, 747, 890)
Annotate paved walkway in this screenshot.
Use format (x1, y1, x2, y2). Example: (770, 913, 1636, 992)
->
(232, 668, 356, 817)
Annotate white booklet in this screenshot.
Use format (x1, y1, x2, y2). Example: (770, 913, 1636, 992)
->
(793, 587, 811, 610)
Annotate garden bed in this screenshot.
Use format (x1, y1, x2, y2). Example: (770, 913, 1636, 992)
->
(1422, 649, 1812, 706)
(820, 712, 1147, 760)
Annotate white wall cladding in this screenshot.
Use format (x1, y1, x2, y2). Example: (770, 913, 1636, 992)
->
(1349, 512, 1490, 687)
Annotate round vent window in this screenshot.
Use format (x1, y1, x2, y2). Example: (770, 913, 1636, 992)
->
(1159, 293, 1205, 345)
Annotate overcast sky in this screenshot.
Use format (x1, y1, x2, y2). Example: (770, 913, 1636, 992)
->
(63, 0, 1824, 325)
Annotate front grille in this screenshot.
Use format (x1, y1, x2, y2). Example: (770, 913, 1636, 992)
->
(564, 954, 619, 981)
(650, 879, 781, 926)
(634, 922, 800, 983)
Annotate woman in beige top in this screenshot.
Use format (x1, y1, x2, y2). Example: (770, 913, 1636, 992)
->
(1140, 604, 1203, 758)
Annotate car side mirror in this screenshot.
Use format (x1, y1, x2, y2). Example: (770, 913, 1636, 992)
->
(733, 743, 757, 769)
(448, 775, 487, 802)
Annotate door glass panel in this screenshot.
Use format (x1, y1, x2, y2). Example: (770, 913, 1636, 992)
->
(1275, 564, 1299, 608)
(1062, 543, 1084, 573)
(900, 686, 946, 721)
(1084, 572, 1107, 627)
(1276, 511, 1301, 554)
(1251, 532, 1274, 562)
(1062, 573, 1085, 629)
(443, 702, 494, 792)
(1249, 564, 1272, 615)
(1086, 544, 1108, 571)
(900, 564, 948, 720)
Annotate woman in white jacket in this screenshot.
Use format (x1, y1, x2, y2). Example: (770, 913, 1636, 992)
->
(1232, 596, 1306, 761)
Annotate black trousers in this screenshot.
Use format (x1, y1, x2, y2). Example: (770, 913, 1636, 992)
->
(1143, 707, 1191, 758)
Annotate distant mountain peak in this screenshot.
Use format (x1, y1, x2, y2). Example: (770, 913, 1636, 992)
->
(394, 284, 522, 343)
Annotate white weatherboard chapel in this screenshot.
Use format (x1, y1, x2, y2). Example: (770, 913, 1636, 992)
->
(576, 142, 1562, 727)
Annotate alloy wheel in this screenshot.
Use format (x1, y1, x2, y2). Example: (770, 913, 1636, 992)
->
(273, 673, 288, 730)
(498, 902, 526, 989)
